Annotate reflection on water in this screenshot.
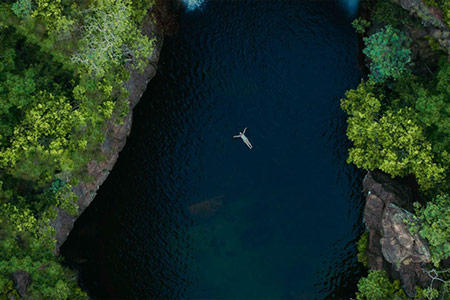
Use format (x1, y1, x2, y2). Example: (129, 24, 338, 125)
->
(339, 0, 360, 17)
(182, 0, 205, 11)
(62, 0, 366, 298)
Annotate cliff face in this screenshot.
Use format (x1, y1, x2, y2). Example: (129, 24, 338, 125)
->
(392, 0, 450, 55)
(51, 19, 163, 252)
(359, 1, 450, 297)
(362, 171, 432, 297)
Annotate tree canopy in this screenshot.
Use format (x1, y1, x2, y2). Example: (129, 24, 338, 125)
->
(362, 25, 412, 83)
(0, 0, 157, 297)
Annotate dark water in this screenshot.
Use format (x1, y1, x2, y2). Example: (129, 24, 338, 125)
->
(61, 1, 366, 298)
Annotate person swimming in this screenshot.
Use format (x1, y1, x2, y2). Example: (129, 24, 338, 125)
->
(233, 127, 253, 149)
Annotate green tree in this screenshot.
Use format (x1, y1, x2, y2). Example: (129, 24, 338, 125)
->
(0, 92, 85, 183)
(0, 0, 158, 297)
(363, 26, 412, 83)
(31, 0, 74, 37)
(423, 0, 450, 27)
(415, 58, 450, 160)
(413, 194, 450, 267)
(356, 270, 407, 300)
(357, 232, 369, 267)
(341, 80, 445, 189)
(11, 0, 32, 18)
(352, 17, 371, 34)
(0, 203, 87, 299)
(71, 0, 154, 77)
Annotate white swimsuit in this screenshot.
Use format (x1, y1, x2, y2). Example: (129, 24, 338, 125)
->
(241, 134, 253, 148)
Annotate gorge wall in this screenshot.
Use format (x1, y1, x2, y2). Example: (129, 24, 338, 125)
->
(51, 18, 163, 252)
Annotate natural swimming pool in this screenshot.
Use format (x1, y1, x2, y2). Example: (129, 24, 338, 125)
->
(62, 1, 366, 298)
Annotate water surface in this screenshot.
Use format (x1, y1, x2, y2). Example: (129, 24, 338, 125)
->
(62, 1, 366, 298)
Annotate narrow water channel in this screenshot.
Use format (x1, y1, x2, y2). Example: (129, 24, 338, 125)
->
(62, 1, 366, 298)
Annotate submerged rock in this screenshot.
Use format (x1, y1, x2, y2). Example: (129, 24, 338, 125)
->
(188, 195, 224, 218)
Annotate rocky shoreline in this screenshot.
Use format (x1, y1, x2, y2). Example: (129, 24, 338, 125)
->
(362, 171, 432, 297)
(48, 0, 448, 298)
(51, 18, 163, 252)
(51, 0, 181, 253)
(359, 1, 450, 297)
(393, 0, 450, 55)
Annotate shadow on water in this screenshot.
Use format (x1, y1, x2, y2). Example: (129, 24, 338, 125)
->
(61, 0, 366, 298)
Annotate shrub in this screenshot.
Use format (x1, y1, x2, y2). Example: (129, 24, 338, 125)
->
(356, 270, 407, 300)
(341, 80, 445, 190)
(357, 232, 369, 267)
(352, 17, 371, 34)
(363, 26, 412, 83)
(413, 194, 450, 267)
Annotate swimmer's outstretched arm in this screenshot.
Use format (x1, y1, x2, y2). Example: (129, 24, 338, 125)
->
(233, 135, 240, 138)
(243, 127, 247, 134)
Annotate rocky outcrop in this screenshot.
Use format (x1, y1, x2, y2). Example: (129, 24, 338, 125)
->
(363, 171, 431, 297)
(12, 270, 31, 298)
(381, 203, 431, 267)
(392, 0, 450, 55)
(51, 17, 163, 251)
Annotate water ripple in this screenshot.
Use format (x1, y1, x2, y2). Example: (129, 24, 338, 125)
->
(62, 1, 364, 299)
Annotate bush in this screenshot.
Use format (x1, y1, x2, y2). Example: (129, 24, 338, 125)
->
(341, 80, 445, 190)
(356, 270, 407, 300)
(423, 0, 450, 27)
(0, 0, 157, 297)
(357, 232, 369, 267)
(413, 194, 450, 267)
(363, 26, 412, 83)
(352, 17, 371, 34)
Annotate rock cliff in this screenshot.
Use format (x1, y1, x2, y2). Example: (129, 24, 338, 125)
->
(363, 171, 432, 297)
(392, 0, 450, 55)
(51, 18, 163, 251)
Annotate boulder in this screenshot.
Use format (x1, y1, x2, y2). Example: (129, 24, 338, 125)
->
(12, 270, 31, 298)
(364, 194, 384, 232)
(380, 203, 431, 266)
(362, 171, 432, 297)
(363, 171, 413, 211)
(367, 229, 386, 270)
(391, 0, 450, 56)
(432, 29, 442, 39)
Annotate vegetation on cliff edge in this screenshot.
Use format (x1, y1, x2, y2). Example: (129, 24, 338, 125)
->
(347, 0, 449, 298)
(0, 0, 156, 298)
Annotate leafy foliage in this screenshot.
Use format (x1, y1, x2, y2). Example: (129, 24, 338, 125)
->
(363, 26, 412, 83)
(341, 80, 445, 189)
(415, 58, 450, 165)
(11, 0, 32, 18)
(423, 0, 450, 27)
(356, 270, 407, 300)
(349, 1, 450, 299)
(0, 202, 86, 299)
(0, 92, 85, 182)
(413, 194, 450, 267)
(371, 0, 421, 28)
(352, 17, 371, 34)
(0, 0, 157, 297)
(71, 0, 154, 78)
(357, 232, 369, 267)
